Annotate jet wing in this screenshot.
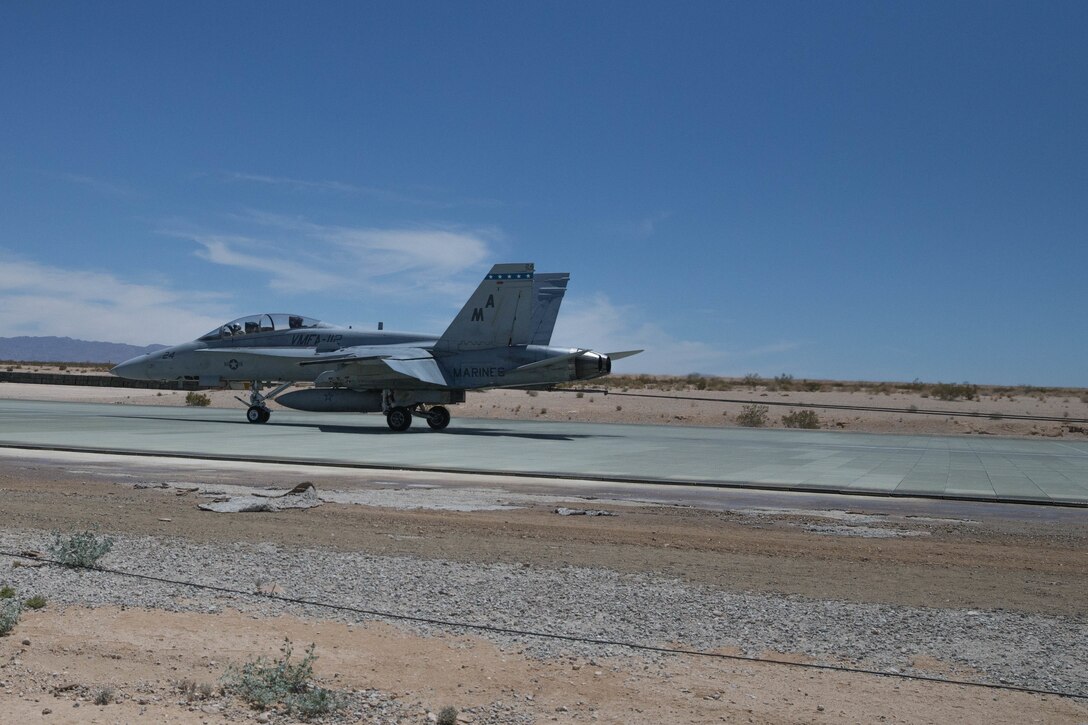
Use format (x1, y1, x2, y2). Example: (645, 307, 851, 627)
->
(298, 346, 450, 388)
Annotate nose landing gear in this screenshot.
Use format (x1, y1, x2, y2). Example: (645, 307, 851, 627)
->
(237, 381, 293, 424)
(246, 405, 271, 424)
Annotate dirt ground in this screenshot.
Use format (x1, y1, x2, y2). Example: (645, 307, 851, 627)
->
(1, 379, 1087, 722)
(0, 463, 1086, 723)
(5, 606, 1084, 725)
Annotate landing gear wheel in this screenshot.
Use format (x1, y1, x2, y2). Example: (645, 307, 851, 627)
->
(426, 406, 451, 430)
(247, 406, 270, 424)
(386, 406, 413, 431)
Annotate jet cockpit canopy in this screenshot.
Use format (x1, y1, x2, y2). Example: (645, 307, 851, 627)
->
(199, 314, 334, 341)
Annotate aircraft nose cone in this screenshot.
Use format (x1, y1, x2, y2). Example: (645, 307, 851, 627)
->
(111, 355, 149, 380)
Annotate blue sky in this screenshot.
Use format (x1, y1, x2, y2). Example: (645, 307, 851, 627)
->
(1, 2, 1086, 385)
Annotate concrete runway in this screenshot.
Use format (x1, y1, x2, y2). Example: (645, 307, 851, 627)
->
(0, 399, 1086, 505)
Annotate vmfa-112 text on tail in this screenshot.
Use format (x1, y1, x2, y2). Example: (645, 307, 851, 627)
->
(111, 263, 641, 431)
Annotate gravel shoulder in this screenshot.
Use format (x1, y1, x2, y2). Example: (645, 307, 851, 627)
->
(0, 460, 1086, 723)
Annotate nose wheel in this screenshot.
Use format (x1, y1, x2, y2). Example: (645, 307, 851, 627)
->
(247, 406, 271, 424)
(237, 380, 292, 424)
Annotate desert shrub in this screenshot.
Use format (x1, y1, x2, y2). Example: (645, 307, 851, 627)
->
(773, 374, 794, 391)
(781, 409, 821, 429)
(438, 706, 459, 725)
(289, 688, 342, 720)
(185, 391, 211, 407)
(49, 528, 114, 569)
(686, 373, 708, 390)
(742, 373, 762, 388)
(94, 687, 114, 705)
(736, 404, 769, 427)
(0, 586, 14, 599)
(23, 595, 46, 610)
(179, 677, 215, 700)
(931, 382, 978, 401)
(802, 380, 823, 392)
(222, 639, 342, 720)
(0, 599, 20, 636)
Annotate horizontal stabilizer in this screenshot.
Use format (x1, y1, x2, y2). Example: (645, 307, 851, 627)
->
(513, 349, 586, 372)
(606, 350, 643, 360)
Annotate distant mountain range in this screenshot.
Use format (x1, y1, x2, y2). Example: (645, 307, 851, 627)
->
(0, 336, 166, 364)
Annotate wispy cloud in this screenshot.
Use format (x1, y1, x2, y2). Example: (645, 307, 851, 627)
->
(0, 255, 228, 346)
(216, 171, 503, 209)
(52, 172, 137, 198)
(166, 212, 495, 298)
(601, 211, 673, 239)
(552, 293, 801, 376)
(188, 233, 345, 293)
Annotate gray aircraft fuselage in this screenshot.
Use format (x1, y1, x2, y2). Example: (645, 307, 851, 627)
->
(115, 328, 609, 390)
(112, 264, 635, 431)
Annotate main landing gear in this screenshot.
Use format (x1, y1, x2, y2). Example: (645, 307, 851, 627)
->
(384, 405, 451, 432)
(236, 381, 292, 424)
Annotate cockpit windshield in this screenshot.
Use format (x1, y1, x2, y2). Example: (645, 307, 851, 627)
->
(199, 314, 333, 341)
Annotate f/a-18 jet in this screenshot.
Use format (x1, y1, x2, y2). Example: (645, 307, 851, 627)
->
(112, 263, 640, 431)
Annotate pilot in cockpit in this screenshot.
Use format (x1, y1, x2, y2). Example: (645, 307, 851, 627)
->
(289, 315, 304, 329)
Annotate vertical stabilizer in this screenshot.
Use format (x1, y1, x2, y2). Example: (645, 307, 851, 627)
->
(528, 272, 570, 345)
(436, 263, 535, 351)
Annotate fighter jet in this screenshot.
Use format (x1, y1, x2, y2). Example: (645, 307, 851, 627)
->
(111, 263, 641, 431)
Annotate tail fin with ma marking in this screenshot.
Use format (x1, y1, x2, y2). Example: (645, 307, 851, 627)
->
(435, 263, 536, 352)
